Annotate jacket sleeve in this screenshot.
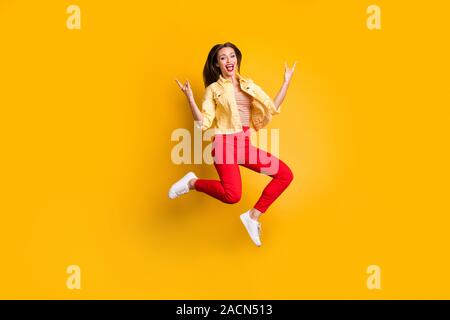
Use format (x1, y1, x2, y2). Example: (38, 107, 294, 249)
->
(194, 85, 216, 131)
(253, 83, 281, 115)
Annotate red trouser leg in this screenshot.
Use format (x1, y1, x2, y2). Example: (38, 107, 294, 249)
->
(194, 127, 294, 212)
(193, 162, 242, 204)
(242, 143, 294, 213)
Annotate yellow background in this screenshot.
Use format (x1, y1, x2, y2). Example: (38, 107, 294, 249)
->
(1, 0, 449, 299)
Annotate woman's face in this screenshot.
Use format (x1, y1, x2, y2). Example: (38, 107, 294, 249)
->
(216, 47, 237, 78)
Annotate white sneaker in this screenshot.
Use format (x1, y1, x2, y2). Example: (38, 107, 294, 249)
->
(240, 211, 262, 247)
(168, 172, 198, 199)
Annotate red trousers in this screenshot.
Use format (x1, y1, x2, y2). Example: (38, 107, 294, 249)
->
(194, 126, 294, 213)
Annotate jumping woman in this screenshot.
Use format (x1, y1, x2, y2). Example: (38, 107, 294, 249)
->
(170, 42, 296, 247)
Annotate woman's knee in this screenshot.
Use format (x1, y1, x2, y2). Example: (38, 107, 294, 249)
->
(223, 189, 242, 204)
(280, 164, 294, 185)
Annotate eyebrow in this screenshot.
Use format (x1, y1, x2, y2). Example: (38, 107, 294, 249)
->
(219, 53, 236, 57)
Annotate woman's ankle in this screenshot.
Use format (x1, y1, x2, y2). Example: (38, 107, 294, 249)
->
(188, 178, 197, 190)
(249, 208, 262, 220)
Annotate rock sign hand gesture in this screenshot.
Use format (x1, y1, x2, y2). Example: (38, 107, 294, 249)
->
(284, 61, 297, 83)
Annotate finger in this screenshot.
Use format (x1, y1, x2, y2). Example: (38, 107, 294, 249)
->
(293, 61, 297, 70)
(175, 79, 183, 89)
(284, 61, 287, 70)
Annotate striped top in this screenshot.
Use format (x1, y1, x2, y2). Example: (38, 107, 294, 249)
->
(234, 89, 253, 126)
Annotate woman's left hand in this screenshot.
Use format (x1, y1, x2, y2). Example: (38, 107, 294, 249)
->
(284, 61, 297, 83)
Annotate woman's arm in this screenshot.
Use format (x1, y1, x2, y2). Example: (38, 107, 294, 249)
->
(175, 79, 203, 122)
(273, 62, 297, 110)
(273, 80, 291, 111)
(187, 96, 203, 123)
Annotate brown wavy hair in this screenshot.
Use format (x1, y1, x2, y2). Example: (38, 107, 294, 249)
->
(203, 42, 242, 88)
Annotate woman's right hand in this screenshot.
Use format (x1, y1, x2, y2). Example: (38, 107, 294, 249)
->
(175, 79, 194, 100)
(175, 78, 203, 123)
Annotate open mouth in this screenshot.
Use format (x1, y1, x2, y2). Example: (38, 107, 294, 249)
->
(225, 64, 234, 72)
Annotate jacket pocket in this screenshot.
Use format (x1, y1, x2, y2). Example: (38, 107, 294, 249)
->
(213, 89, 224, 103)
